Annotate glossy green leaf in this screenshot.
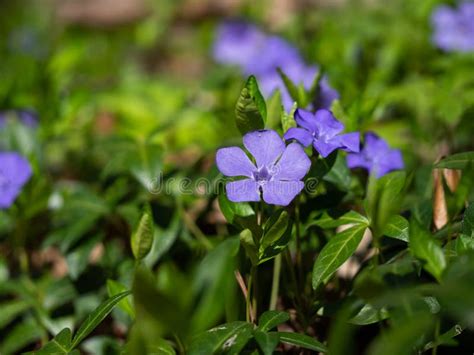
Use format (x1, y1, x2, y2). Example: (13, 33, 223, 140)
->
(35, 328, 72, 354)
(218, 191, 254, 225)
(70, 291, 131, 349)
(274, 331, 328, 352)
(309, 210, 369, 229)
(409, 221, 446, 282)
(434, 152, 474, 170)
(257, 310, 290, 332)
(259, 210, 292, 264)
(312, 225, 367, 290)
(131, 211, 154, 260)
(349, 304, 389, 325)
(188, 322, 254, 355)
(240, 229, 259, 265)
(254, 330, 279, 355)
(235, 75, 266, 135)
(323, 151, 352, 191)
(383, 215, 409, 242)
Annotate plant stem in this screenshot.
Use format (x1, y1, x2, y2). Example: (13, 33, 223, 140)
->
(269, 254, 281, 310)
(295, 197, 303, 284)
(250, 265, 258, 322)
(432, 318, 440, 355)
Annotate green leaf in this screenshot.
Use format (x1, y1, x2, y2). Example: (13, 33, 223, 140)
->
(35, 328, 72, 354)
(148, 338, 177, 355)
(70, 291, 131, 349)
(131, 211, 154, 260)
(106, 280, 134, 318)
(259, 210, 292, 264)
(323, 151, 352, 191)
(309, 211, 369, 229)
(234, 76, 266, 135)
(218, 191, 254, 225)
(462, 203, 474, 236)
(409, 221, 446, 282)
(254, 330, 279, 355)
(349, 304, 389, 325)
(383, 215, 409, 242)
(257, 310, 290, 332)
(281, 102, 297, 132)
(274, 332, 328, 352)
(0, 300, 29, 329)
(277, 68, 300, 105)
(312, 225, 367, 290)
(240, 229, 259, 265)
(424, 325, 463, 351)
(366, 171, 406, 236)
(434, 151, 474, 170)
(1, 320, 46, 355)
(188, 322, 254, 355)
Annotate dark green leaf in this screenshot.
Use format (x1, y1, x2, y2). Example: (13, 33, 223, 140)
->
(257, 311, 290, 332)
(218, 192, 254, 225)
(254, 330, 279, 355)
(383, 215, 409, 242)
(275, 332, 327, 352)
(409, 221, 446, 281)
(0, 300, 29, 329)
(309, 211, 369, 229)
(349, 304, 389, 325)
(259, 210, 292, 264)
(312, 225, 367, 290)
(240, 229, 259, 265)
(35, 328, 72, 354)
(277, 68, 300, 105)
(70, 291, 131, 349)
(462, 203, 474, 236)
(234, 76, 266, 135)
(434, 152, 474, 170)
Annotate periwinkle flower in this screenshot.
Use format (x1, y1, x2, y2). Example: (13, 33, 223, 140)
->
(346, 132, 404, 178)
(431, 2, 474, 52)
(284, 109, 359, 158)
(0, 152, 32, 208)
(216, 130, 311, 206)
(212, 21, 339, 111)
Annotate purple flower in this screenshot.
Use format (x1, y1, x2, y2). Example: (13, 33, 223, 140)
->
(216, 130, 311, 206)
(213, 21, 266, 69)
(431, 2, 474, 52)
(0, 152, 32, 209)
(346, 133, 404, 178)
(0, 110, 38, 129)
(212, 21, 339, 111)
(284, 109, 359, 158)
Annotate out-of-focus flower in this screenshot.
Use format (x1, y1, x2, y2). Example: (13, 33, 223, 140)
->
(431, 2, 474, 52)
(346, 133, 404, 178)
(0, 110, 38, 129)
(212, 21, 339, 111)
(284, 109, 359, 158)
(216, 130, 310, 206)
(0, 152, 32, 208)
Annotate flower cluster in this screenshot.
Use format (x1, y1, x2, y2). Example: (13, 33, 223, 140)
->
(0, 152, 32, 209)
(217, 110, 404, 204)
(213, 21, 339, 111)
(431, 2, 474, 53)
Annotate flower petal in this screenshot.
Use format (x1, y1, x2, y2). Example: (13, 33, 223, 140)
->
(273, 143, 311, 181)
(333, 132, 360, 153)
(216, 147, 256, 177)
(0, 186, 21, 209)
(374, 150, 404, 178)
(313, 109, 344, 138)
(0, 152, 32, 186)
(262, 180, 304, 206)
(283, 127, 313, 147)
(294, 109, 317, 132)
(346, 153, 371, 170)
(313, 139, 341, 158)
(226, 179, 260, 203)
(243, 130, 285, 168)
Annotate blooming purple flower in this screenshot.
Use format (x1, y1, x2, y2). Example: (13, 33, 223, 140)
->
(284, 109, 359, 158)
(0, 152, 32, 209)
(346, 132, 404, 178)
(216, 130, 311, 206)
(431, 2, 474, 52)
(212, 21, 339, 111)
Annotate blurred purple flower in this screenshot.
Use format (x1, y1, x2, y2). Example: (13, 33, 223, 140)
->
(0, 110, 38, 129)
(431, 2, 474, 52)
(284, 109, 359, 158)
(346, 132, 404, 178)
(213, 21, 339, 111)
(0, 152, 32, 209)
(216, 130, 311, 206)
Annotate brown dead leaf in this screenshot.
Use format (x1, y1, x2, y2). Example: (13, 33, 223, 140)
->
(433, 169, 448, 230)
(443, 168, 462, 193)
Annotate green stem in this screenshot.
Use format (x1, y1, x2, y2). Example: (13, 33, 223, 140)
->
(432, 319, 440, 355)
(246, 271, 253, 323)
(269, 254, 281, 310)
(295, 197, 303, 284)
(251, 265, 258, 322)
